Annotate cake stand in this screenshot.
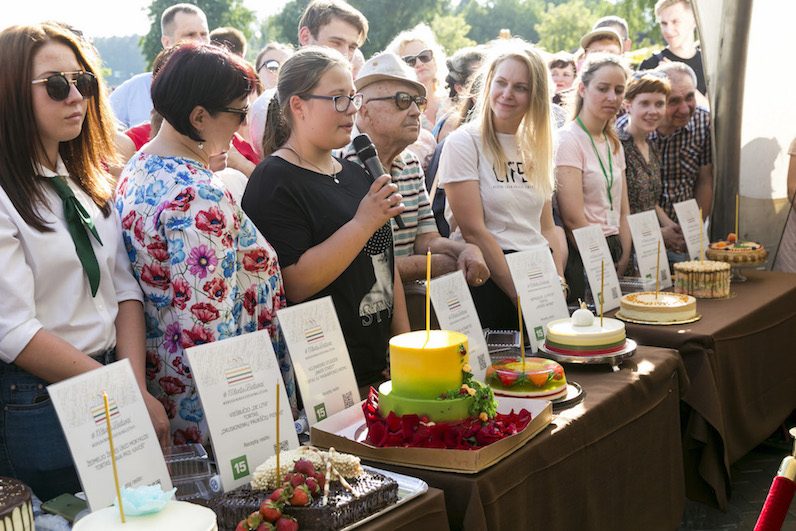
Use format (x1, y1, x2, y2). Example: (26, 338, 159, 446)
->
(728, 260, 766, 282)
(537, 338, 637, 373)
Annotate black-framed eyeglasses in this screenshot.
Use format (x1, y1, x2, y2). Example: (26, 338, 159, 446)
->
(301, 93, 363, 112)
(401, 49, 433, 68)
(31, 71, 97, 102)
(219, 105, 249, 123)
(366, 92, 428, 112)
(260, 59, 280, 74)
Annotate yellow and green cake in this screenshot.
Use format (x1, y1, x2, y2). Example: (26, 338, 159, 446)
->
(377, 330, 491, 422)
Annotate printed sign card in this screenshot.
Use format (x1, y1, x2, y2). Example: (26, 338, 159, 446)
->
(186, 330, 298, 491)
(48, 358, 172, 510)
(572, 224, 622, 312)
(627, 209, 672, 289)
(506, 246, 569, 352)
(673, 199, 709, 260)
(277, 297, 360, 426)
(429, 270, 489, 380)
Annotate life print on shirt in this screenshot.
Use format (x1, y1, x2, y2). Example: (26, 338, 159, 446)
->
(493, 160, 528, 187)
(359, 223, 394, 326)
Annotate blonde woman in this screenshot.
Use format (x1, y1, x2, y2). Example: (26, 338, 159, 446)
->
(437, 41, 566, 329)
(387, 23, 448, 131)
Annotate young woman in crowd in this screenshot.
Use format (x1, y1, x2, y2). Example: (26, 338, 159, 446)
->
(555, 53, 632, 299)
(432, 46, 485, 142)
(116, 42, 296, 445)
(242, 47, 409, 391)
(437, 41, 566, 330)
(255, 42, 294, 91)
(0, 23, 168, 499)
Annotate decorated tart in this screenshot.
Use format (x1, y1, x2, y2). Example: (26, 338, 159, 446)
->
(706, 232, 768, 264)
(486, 357, 567, 399)
(620, 291, 697, 321)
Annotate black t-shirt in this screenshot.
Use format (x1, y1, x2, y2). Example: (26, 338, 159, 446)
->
(242, 155, 395, 386)
(639, 47, 707, 95)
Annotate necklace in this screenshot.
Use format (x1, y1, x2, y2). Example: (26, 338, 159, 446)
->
(282, 144, 339, 184)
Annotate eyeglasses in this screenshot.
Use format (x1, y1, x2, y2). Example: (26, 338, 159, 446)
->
(260, 59, 280, 74)
(219, 105, 249, 123)
(401, 49, 433, 68)
(31, 71, 97, 102)
(301, 93, 363, 112)
(366, 92, 428, 112)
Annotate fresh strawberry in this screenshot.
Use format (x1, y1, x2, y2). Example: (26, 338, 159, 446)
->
(275, 516, 299, 531)
(259, 499, 282, 522)
(727, 232, 738, 243)
(497, 371, 519, 387)
(269, 485, 292, 502)
(288, 484, 311, 506)
(247, 511, 263, 528)
(529, 372, 550, 387)
(236, 520, 249, 531)
(305, 476, 321, 496)
(552, 366, 565, 381)
(256, 523, 275, 531)
(311, 471, 326, 489)
(292, 458, 316, 476)
(284, 472, 306, 488)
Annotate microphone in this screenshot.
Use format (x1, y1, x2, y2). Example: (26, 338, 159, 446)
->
(353, 133, 406, 229)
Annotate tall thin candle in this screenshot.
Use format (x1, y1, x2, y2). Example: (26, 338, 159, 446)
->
(600, 260, 605, 327)
(735, 194, 739, 237)
(275, 381, 281, 485)
(425, 249, 431, 335)
(655, 239, 661, 299)
(103, 392, 125, 523)
(699, 208, 704, 261)
(517, 295, 525, 372)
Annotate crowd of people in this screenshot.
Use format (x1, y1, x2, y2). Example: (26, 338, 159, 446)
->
(0, 0, 724, 500)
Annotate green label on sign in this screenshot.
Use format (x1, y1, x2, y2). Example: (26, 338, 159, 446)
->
(231, 455, 249, 480)
(534, 326, 545, 341)
(314, 403, 328, 422)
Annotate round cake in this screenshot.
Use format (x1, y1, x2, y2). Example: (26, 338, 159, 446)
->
(0, 477, 33, 531)
(73, 501, 217, 531)
(486, 357, 567, 399)
(706, 233, 768, 264)
(378, 330, 474, 422)
(620, 291, 697, 322)
(544, 306, 626, 356)
(673, 260, 731, 298)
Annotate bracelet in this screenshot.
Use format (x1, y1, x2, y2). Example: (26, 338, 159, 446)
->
(559, 276, 569, 294)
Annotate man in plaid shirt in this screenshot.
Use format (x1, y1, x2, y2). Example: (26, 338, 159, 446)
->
(618, 62, 712, 257)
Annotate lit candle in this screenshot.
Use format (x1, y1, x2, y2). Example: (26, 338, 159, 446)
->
(103, 392, 125, 523)
(600, 260, 604, 327)
(655, 239, 661, 299)
(275, 381, 281, 486)
(517, 295, 525, 372)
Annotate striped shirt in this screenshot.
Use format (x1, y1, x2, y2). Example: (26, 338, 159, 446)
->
(342, 143, 438, 257)
(617, 107, 712, 221)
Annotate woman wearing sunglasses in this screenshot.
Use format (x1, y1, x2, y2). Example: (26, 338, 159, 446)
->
(0, 23, 169, 499)
(116, 42, 297, 446)
(387, 24, 448, 133)
(437, 41, 567, 330)
(242, 47, 410, 392)
(255, 42, 293, 91)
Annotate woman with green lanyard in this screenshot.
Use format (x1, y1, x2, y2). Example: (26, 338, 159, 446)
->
(555, 53, 632, 301)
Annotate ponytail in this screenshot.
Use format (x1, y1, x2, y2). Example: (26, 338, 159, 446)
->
(261, 94, 290, 157)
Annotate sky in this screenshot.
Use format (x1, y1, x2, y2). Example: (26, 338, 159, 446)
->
(3, 0, 290, 38)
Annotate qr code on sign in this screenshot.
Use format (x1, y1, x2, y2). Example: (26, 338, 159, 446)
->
(342, 391, 354, 408)
(611, 287, 619, 299)
(478, 354, 487, 371)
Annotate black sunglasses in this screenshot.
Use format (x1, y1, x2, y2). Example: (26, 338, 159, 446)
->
(366, 92, 428, 112)
(31, 71, 97, 102)
(219, 105, 249, 123)
(401, 49, 433, 68)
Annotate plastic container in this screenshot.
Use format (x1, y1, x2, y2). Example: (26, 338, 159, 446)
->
(163, 444, 220, 501)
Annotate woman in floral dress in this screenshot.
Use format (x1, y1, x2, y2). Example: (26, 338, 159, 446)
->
(116, 42, 295, 445)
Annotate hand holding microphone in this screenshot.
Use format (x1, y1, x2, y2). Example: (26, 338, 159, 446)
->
(353, 134, 407, 230)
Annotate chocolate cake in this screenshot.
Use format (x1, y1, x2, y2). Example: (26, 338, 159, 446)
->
(210, 468, 398, 531)
(0, 477, 34, 530)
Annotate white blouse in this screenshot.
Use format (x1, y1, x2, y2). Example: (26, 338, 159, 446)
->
(0, 157, 143, 363)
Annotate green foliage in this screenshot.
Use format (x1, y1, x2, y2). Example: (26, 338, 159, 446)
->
(461, 0, 545, 45)
(348, 0, 448, 57)
(430, 13, 476, 56)
(267, 0, 311, 46)
(93, 35, 146, 87)
(594, 0, 660, 49)
(535, 0, 596, 53)
(140, 0, 256, 68)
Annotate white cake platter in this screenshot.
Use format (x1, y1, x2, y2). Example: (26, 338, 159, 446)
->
(537, 338, 637, 370)
(614, 312, 702, 325)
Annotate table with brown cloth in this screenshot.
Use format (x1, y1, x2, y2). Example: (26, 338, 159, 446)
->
(359, 487, 449, 531)
(366, 346, 687, 531)
(611, 269, 796, 509)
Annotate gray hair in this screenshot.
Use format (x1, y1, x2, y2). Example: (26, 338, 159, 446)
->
(656, 61, 698, 87)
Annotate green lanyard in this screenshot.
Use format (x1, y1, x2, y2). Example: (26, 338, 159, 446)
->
(576, 116, 614, 210)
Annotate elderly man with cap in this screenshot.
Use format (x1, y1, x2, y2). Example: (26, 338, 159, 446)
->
(342, 53, 489, 292)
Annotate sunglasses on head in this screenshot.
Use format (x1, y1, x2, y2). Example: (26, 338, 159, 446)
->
(401, 49, 433, 68)
(31, 71, 97, 102)
(366, 91, 428, 112)
(261, 59, 280, 73)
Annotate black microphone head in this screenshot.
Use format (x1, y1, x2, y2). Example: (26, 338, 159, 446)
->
(352, 133, 372, 153)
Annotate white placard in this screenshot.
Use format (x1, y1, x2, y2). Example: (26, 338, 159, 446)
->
(48, 359, 172, 511)
(186, 330, 298, 492)
(277, 297, 359, 426)
(572, 224, 622, 312)
(673, 199, 708, 260)
(429, 270, 489, 380)
(627, 209, 672, 289)
(506, 246, 569, 352)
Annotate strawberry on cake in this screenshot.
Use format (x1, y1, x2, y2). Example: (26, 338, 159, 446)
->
(486, 358, 567, 399)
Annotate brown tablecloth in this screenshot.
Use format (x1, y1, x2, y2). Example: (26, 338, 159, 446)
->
(359, 487, 449, 531)
(368, 346, 687, 531)
(612, 270, 796, 509)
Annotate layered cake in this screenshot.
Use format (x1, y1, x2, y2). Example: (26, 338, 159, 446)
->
(706, 233, 768, 264)
(544, 305, 626, 356)
(0, 477, 33, 531)
(620, 291, 697, 322)
(73, 500, 217, 530)
(378, 330, 483, 422)
(673, 260, 731, 298)
(211, 448, 398, 531)
(486, 358, 567, 399)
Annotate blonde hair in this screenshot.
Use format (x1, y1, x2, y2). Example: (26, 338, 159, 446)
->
(386, 23, 447, 96)
(570, 53, 629, 154)
(471, 40, 554, 197)
(655, 0, 692, 18)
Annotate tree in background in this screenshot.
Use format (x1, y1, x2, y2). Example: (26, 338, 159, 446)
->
(141, 0, 256, 67)
(535, 0, 595, 52)
(430, 13, 476, 56)
(348, 0, 448, 57)
(267, 0, 310, 46)
(461, 0, 544, 44)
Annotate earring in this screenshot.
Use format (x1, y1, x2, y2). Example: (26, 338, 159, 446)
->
(198, 142, 204, 150)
